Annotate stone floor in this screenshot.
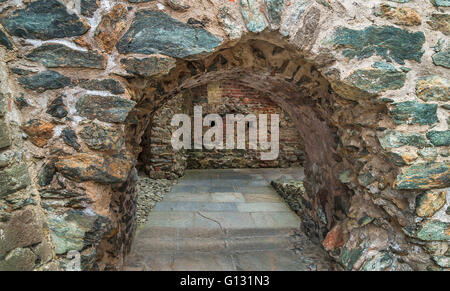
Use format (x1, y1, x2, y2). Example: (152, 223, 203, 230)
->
(124, 168, 340, 271)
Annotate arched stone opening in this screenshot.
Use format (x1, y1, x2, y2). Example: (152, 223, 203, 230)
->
(0, 0, 448, 271)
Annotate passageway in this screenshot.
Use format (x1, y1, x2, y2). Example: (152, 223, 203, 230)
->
(124, 168, 339, 271)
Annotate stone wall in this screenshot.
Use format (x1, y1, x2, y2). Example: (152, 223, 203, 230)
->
(0, 0, 447, 271)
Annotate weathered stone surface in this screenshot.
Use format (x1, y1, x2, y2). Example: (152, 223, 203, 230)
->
(46, 95, 68, 119)
(0, 93, 6, 117)
(0, 248, 36, 271)
(416, 75, 449, 102)
(18, 71, 71, 93)
(26, 44, 105, 69)
(331, 25, 425, 64)
(339, 247, 364, 270)
(116, 10, 222, 58)
(240, 0, 267, 32)
(79, 122, 124, 152)
(165, 0, 190, 10)
(416, 190, 446, 217)
(390, 101, 438, 125)
(75, 95, 136, 123)
(39, 160, 56, 186)
(0, 29, 13, 50)
(265, 0, 284, 25)
(61, 128, 81, 151)
(342, 63, 406, 98)
(418, 148, 438, 162)
(432, 48, 450, 68)
(376, 4, 421, 26)
(55, 153, 133, 184)
(433, 0, 450, 7)
(360, 251, 394, 271)
(427, 130, 450, 147)
(120, 56, 176, 78)
(94, 4, 128, 53)
(78, 79, 125, 95)
(0, 209, 43, 258)
(432, 255, 450, 268)
(378, 130, 431, 149)
(21, 119, 55, 147)
(0, 0, 89, 40)
(427, 14, 450, 36)
(416, 220, 450, 241)
(81, 0, 99, 17)
(0, 160, 31, 197)
(0, 120, 11, 149)
(394, 162, 450, 190)
(48, 210, 110, 255)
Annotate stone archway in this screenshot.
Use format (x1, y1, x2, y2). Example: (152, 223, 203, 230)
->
(0, 0, 448, 271)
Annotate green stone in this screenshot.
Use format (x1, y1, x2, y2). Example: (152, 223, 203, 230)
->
(360, 251, 393, 271)
(343, 64, 406, 96)
(378, 130, 431, 149)
(1, 0, 89, 40)
(433, 0, 450, 7)
(415, 75, 449, 102)
(0, 161, 31, 197)
(432, 48, 450, 68)
(416, 220, 450, 241)
(418, 148, 438, 161)
(331, 25, 425, 64)
(80, 0, 99, 17)
(78, 79, 125, 95)
(18, 71, 71, 93)
(390, 101, 438, 125)
(240, 0, 268, 32)
(0, 29, 13, 50)
(0, 93, 5, 117)
(394, 162, 450, 190)
(427, 130, 450, 147)
(264, 0, 284, 25)
(26, 44, 105, 69)
(427, 14, 450, 36)
(120, 56, 176, 77)
(75, 95, 136, 123)
(0, 120, 11, 150)
(116, 10, 222, 58)
(432, 255, 450, 268)
(340, 247, 364, 270)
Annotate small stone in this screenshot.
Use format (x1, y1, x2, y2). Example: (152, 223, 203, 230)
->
(79, 122, 124, 151)
(240, 0, 267, 32)
(46, 95, 68, 119)
(26, 44, 105, 69)
(378, 130, 431, 149)
(120, 56, 176, 78)
(376, 4, 421, 26)
(116, 10, 222, 58)
(339, 247, 364, 270)
(0, 29, 13, 50)
(416, 220, 450, 241)
(1, 0, 89, 40)
(0, 248, 36, 271)
(61, 128, 81, 151)
(331, 25, 425, 65)
(390, 101, 438, 125)
(21, 119, 55, 147)
(360, 251, 394, 271)
(415, 75, 449, 102)
(427, 14, 450, 36)
(18, 71, 71, 93)
(80, 0, 99, 17)
(427, 130, 450, 147)
(55, 153, 133, 184)
(39, 160, 56, 187)
(265, 0, 284, 26)
(76, 95, 135, 123)
(78, 79, 125, 95)
(416, 190, 446, 217)
(165, 0, 190, 10)
(94, 4, 128, 53)
(0, 120, 11, 150)
(418, 148, 438, 161)
(432, 255, 450, 268)
(432, 48, 450, 68)
(394, 162, 450, 190)
(433, 0, 450, 7)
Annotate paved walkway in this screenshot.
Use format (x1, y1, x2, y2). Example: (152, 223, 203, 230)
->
(124, 168, 339, 271)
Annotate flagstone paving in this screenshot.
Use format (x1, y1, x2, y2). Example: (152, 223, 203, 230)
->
(124, 168, 340, 271)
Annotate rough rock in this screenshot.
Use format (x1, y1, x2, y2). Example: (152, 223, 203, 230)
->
(415, 220, 450, 241)
(78, 79, 125, 95)
(0, 29, 13, 50)
(0, 120, 11, 149)
(265, 0, 284, 25)
(416, 190, 446, 217)
(427, 130, 450, 147)
(21, 119, 55, 147)
(165, 0, 190, 11)
(61, 128, 81, 151)
(79, 122, 124, 151)
(427, 14, 450, 36)
(18, 71, 71, 93)
(433, 0, 450, 7)
(390, 101, 438, 125)
(378, 130, 431, 149)
(331, 25, 425, 64)
(39, 160, 56, 186)
(94, 4, 128, 53)
(0, 248, 36, 271)
(116, 10, 222, 58)
(432, 48, 450, 68)
(75, 95, 136, 123)
(0, 160, 31, 197)
(394, 162, 450, 190)
(0, 0, 89, 40)
(415, 75, 449, 102)
(120, 56, 176, 78)
(26, 44, 105, 69)
(81, 0, 99, 17)
(46, 95, 68, 119)
(240, 0, 267, 32)
(376, 4, 421, 26)
(55, 153, 133, 184)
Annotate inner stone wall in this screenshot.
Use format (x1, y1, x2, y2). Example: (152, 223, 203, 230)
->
(0, 0, 448, 271)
